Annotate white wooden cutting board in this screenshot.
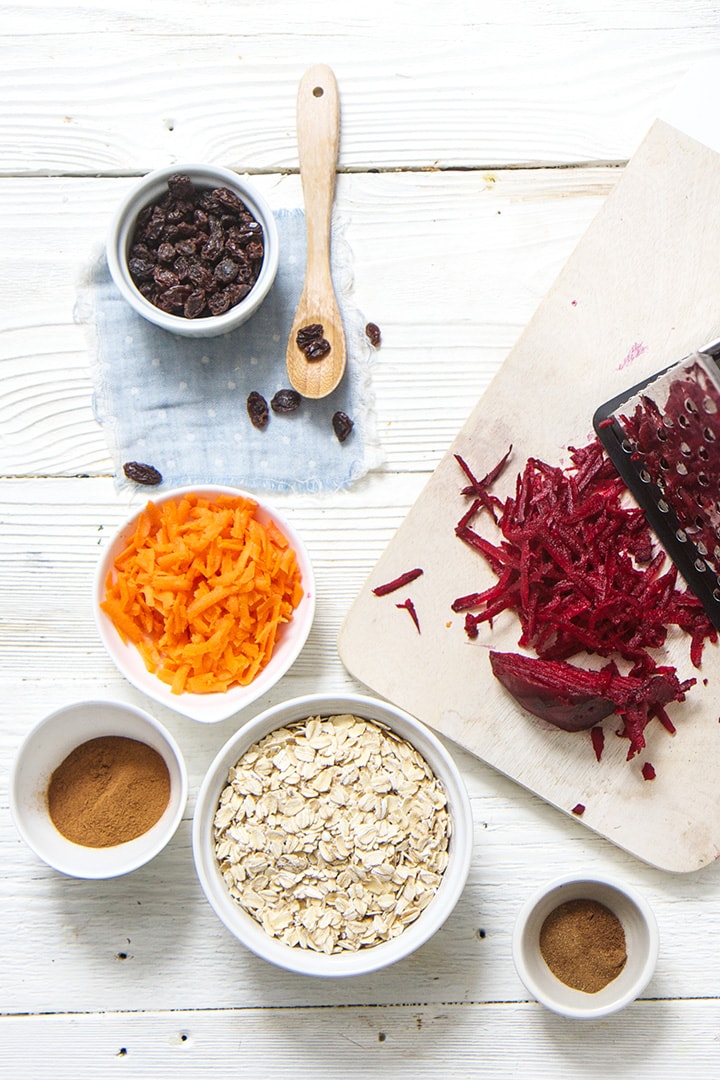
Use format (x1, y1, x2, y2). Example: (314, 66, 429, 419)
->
(339, 121, 720, 873)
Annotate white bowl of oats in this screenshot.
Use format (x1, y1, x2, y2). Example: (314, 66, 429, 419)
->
(192, 692, 473, 977)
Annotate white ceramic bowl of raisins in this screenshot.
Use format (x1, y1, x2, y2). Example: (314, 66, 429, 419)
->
(106, 164, 280, 338)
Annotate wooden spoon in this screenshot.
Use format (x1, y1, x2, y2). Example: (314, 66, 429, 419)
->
(286, 64, 346, 399)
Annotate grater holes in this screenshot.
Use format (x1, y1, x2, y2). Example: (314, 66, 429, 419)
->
(658, 498, 670, 513)
(621, 438, 635, 454)
(698, 445, 709, 461)
(678, 413, 690, 429)
(695, 559, 708, 573)
(675, 461, 688, 475)
(656, 426, 668, 441)
(639, 468, 651, 483)
(685, 397, 699, 414)
(713, 589, 720, 602)
(704, 427, 716, 441)
(680, 442, 692, 457)
(698, 472, 710, 487)
(703, 397, 718, 415)
(659, 455, 670, 470)
(676, 529, 688, 543)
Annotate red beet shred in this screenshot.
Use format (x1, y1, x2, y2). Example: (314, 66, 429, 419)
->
(396, 597, 421, 633)
(372, 568, 424, 596)
(455, 439, 716, 759)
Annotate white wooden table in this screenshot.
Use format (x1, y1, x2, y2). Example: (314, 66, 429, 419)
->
(3, 3, 720, 1076)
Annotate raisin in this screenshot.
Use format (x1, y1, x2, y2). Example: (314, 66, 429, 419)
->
(208, 289, 232, 316)
(157, 242, 176, 264)
(296, 324, 324, 349)
(245, 240, 264, 262)
(332, 411, 354, 443)
(210, 187, 247, 213)
(304, 337, 331, 360)
(271, 389, 301, 414)
(123, 461, 163, 485)
(157, 285, 191, 312)
(365, 322, 382, 347)
(127, 256, 154, 281)
(247, 391, 269, 430)
(188, 264, 215, 291)
(153, 266, 179, 289)
(184, 289, 207, 318)
(214, 258, 239, 284)
(167, 173, 195, 200)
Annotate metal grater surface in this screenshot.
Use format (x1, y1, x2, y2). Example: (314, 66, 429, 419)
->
(593, 339, 720, 628)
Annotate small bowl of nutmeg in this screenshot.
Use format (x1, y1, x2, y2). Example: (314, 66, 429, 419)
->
(512, 873, 659, 1018)
(9, 699, 188, 879)
(106, 164, 280, 337)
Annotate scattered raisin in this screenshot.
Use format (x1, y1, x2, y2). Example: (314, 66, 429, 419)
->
(332, 411, 354, 443)
(365, 322, 382, 347)
(271, 389, 301, 414)
(127, 174, 264, 320)
(247, 391, 269, 430)
(123, 461, 163, 486)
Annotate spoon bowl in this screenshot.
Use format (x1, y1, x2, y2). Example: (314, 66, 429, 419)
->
(286, 65, 347, 399)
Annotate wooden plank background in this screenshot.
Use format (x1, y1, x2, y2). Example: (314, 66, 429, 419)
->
(3, 2, 720, 1076)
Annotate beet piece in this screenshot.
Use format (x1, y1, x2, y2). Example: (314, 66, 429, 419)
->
(571, 803, 586, 816)
(489, 651, 616, 731)
(642, 762, 656, 781)
(489, 651, 694, 757)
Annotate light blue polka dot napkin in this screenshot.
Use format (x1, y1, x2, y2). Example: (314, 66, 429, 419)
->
(78, 209, 382, 494)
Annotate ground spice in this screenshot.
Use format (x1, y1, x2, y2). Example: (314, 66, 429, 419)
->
(539, 898, 627, 993)
(47, 735, 171, 847)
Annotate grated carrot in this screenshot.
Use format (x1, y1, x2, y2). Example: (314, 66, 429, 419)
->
(101, 493, 304, 694)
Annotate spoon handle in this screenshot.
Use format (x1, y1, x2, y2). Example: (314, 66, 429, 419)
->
(296, 64, 340, 277)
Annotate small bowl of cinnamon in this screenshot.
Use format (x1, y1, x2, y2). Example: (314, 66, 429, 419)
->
(9, 699, 188, 879)
(512, 873, 659, 1019)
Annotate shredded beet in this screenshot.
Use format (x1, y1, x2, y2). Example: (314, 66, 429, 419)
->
(455, 440, 714, 670)
(456, 440, 716, 759)
(372, 568, 423, 596)
(396, 597, 421, 633)
(590, 726, 605, 762)
(571, 803, 586, 815)
(642, 762, 656, 781)
(490, 651, 693, 758)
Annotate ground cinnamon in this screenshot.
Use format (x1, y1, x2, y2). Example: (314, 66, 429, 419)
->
(539, 898, 627, 993)
(47, 735, 171, 847)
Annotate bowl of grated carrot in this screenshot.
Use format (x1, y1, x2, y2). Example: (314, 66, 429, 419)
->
(94, 486, 315, 723)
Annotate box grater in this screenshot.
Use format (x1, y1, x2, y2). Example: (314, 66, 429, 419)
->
(593, 338, 720, 628)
